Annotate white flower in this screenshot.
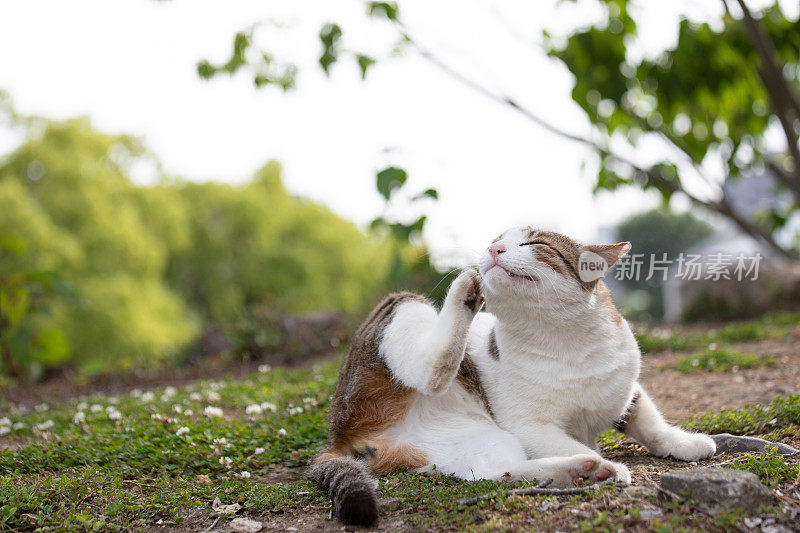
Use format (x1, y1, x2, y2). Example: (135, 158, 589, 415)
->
(90, 404, 103, 413)
(141, 391, 155, 402)
(254, 447, 266, 455)
(189, 392, 202, 401)
(0, 417, 10, 426)
(236, 471, 251, 479)
(176, 426, 190, 436)
(76, 402, 88, 411)
(260, 402, 277, 412)
(302, 397, 318, 407)
(277, 428, 287, 438)
(219, 456, 233, 468)
(245, 404, 263, 415)
(12, 422, 25, 430)
(72, 412, 86, 424)
(108, 409, 122, 420)
(287, 406, 303, 416)
(107, 397, 118, 405)
(212, 437, 231, 453)
(164, 386, 176, 396)
(0, 427, 9, 436)
(709, 342, 718, 350)
(204, 406, 224, 418)
(34, 403, 48, 413)
(184, 409, 193, 416)
(258, 364, 272, 373)
(36, 420, 54, 431)
(106, 406, 118, 414)
(172, 405, 183, 414)
(206, 391, 221, 402)
(151, 413, 164, 421)
(131, 388, 142, 397)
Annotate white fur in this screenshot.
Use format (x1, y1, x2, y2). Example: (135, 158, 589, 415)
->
(376, 227, 714, 487)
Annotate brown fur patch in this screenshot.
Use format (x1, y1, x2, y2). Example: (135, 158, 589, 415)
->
(487, 329, 500, 361)
(596, 281, 623, 325)
(457, 352, 494, 418)
(369, 441, 429, 472)
(523, 228, 603, 291)
(324, 292, 430, 473)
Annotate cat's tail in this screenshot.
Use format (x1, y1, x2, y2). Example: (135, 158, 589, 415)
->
(306, 453, 379, 527)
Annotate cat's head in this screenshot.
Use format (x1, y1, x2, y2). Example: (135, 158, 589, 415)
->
(478, 226, 630, 313)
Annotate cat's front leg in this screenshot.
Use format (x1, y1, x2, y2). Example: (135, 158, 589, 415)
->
(615, 383, 715, 461)
(512, 422, 631, 484)
(380, 270, 482, 395)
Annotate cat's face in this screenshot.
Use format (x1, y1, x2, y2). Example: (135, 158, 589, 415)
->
(477, 226, 630, 313)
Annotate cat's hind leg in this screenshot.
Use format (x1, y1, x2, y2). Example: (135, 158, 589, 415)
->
(615, 383, 715, 461)
(380, 270, 483, 395)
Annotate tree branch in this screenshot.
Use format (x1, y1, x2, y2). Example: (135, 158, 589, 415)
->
(732, 0, 800, 181)
(392, 17, 796, 259)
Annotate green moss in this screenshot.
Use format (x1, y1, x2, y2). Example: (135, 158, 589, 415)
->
(725, 447, 800, 487)
(684, 395, 800, 435)
(668, 348, 776, 373)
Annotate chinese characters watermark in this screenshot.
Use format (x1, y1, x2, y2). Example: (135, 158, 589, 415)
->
(613, 253, 763, 281)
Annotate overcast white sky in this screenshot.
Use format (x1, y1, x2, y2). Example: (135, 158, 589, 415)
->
(0, 0, 792, 267)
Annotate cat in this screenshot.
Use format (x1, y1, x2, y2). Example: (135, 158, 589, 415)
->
(308, 226, 716, 527)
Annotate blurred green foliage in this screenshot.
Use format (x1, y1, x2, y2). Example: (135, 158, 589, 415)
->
(0, 114, 435, 379)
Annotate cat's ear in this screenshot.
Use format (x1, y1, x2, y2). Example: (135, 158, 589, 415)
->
(583, 242, 631, 268)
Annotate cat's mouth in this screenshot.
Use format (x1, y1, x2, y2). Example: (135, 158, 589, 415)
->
(488, 264, 537, 283)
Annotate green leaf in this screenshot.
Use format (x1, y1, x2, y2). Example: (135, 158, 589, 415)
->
(411, 188, 439, 202)
(355, 54, 376, 80)
(367, 2, 399, 21)
(319, 23, 343, 75)
(376, 167, 407, 201)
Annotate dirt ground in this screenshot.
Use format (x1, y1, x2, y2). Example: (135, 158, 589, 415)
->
(639, 336, 800, 421)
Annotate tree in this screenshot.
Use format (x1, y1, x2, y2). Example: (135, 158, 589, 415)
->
(615, 208, 714, 319)
(197, 0, 800, 258)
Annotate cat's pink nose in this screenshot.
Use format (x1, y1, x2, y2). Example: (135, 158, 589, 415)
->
(489, 244, 507, 260)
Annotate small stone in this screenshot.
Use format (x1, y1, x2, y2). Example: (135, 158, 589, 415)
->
(379, 497, 401, 512)
(638, 508, 663, 520)
(230, 517, 262, 533)
(711, 434, 798, 456)
(744, 517, 763, 528)
(622, 485, 657, 499)
(660, 467, 773, 515)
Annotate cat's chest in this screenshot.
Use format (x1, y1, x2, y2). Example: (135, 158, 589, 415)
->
(480, 345, 639, 423)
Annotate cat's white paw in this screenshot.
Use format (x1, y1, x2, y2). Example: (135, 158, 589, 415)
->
(652, 430, 716, 461)
(544, 454, 630, 487)
(446, 270, 484, 315)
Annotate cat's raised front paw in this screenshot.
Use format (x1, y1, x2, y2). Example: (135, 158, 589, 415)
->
(448, 270, 484, 314)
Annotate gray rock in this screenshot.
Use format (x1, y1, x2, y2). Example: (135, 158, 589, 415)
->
(660, 467, 773, 515)
(712, 434, 798, 456)
(379, 497, 401, 512)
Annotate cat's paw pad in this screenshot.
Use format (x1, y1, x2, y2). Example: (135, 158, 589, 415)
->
(661, 432, 716, 461)
(450, 270, 484, 314)
(545, 455, 630, 487)
(567, 455, 630, 485)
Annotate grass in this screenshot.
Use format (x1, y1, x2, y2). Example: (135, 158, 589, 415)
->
(726, 447, 800, 487)
(683, 395, 800, 435)
(667, 347, 777, 373)
(635, 310, 800, 354)
(1, 360, 799, 531)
